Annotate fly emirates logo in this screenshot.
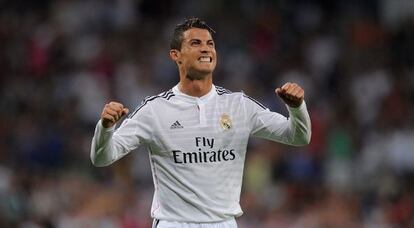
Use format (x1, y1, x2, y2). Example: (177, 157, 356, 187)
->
(172, 137, 236, 164)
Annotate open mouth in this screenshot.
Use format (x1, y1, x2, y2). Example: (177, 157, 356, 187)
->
(198, 56, 212, 63)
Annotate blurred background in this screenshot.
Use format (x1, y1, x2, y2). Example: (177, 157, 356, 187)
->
(1, 0, 414, 227)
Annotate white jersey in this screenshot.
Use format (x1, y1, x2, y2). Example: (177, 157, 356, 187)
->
(91, 84, 311, 223)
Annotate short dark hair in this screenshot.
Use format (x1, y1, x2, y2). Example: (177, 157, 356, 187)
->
(170, 17, 216, 50)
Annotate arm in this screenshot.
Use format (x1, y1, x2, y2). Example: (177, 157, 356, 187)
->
(90, 101, 152, 167)
(248, 83, 311, 146)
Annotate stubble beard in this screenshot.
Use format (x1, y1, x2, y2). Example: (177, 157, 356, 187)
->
(186, 66, 212, 81)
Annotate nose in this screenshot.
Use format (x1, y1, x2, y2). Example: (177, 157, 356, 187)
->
(200, 43, 212, 53)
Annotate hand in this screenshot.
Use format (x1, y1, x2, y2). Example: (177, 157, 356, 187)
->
(275, 82, 304, 108)
(100, 101, 129, 128)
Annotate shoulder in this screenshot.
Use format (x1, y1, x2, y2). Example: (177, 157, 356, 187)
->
(215, 85, 261, 102)
(215, 85, 233, 95)
(214, 86, 268, 111)
(215, 85, 267, 106)
(214, 85, 269, 109)
(214, 85, 244, 98)
(144, 90, 175, 103)
(242, 93, 268, 110)
(128, 89, 175, 118)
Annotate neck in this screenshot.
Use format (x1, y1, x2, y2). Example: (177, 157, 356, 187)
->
(178, 76, 213, 97)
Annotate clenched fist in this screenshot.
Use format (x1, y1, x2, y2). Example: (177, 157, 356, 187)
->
(101, 101, 129, 128)
(275, 82, 304, 108)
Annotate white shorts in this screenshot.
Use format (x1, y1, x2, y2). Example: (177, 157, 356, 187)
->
(152, 218, 237, 228)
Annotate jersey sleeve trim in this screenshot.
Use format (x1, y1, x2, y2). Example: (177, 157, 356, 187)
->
(243, 94, 267, 110)
(215, 86, 232, 95)
(128, 90, 174, 118)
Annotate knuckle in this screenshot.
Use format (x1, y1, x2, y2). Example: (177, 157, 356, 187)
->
(110, 101, 120, 108)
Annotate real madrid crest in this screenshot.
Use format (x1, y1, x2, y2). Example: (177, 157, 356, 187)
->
(220, 113, 232, 130)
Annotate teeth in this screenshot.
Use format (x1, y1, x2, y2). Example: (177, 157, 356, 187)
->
(199, 57, 211, 62)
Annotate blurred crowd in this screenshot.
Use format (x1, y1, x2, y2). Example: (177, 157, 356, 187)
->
(1, 0, 414, 227)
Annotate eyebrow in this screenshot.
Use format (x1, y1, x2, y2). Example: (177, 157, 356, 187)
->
(188, 39, 214, 43)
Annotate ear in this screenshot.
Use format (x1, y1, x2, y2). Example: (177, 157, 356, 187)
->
(169, 49, 182, 64)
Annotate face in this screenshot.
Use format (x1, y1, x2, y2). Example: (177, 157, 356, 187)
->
(171, 28, 217, 80)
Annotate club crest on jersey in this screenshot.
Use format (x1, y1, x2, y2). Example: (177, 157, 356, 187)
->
(220, 113, 232, 130)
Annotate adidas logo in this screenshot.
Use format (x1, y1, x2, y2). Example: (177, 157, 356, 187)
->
(170, 120, 183, 129)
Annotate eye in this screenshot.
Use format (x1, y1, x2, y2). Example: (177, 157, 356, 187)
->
(208, 41, 215, 47)
(190, 40, 201, 46)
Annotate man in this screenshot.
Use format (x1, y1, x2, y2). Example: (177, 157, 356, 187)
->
(91, 18, 311, 228)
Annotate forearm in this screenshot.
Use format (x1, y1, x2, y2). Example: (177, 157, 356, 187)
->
(90, 120, 118, 167)
(250, 101, 311, 146)
(286, 101, 311, 146)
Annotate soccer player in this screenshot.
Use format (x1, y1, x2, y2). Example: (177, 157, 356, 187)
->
(91, 18, 311, 228)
